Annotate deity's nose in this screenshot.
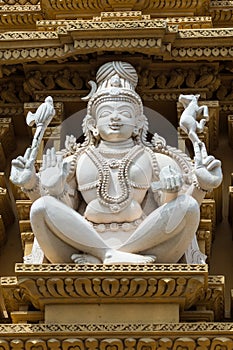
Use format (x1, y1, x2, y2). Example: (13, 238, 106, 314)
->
(111, 112, 120, 121)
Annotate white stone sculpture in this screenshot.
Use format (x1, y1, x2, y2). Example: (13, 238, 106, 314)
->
(10, 62, 222, 265)
(178, 94, 209, 145)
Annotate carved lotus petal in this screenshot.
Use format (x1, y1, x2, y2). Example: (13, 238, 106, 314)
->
(47, 48, 55, 57)
(105, 40, 113, 48)
(113, 39, 121, 47)
(123, 39, 130, 47)
(179, 49, 186, 57)
(96, 40, 104, 48)
(196, 48, 203, 57)
(30, 49, 38, 58)
(38, 48, 46, 58)
(88, 40, 96, 48)
(212, 48, 219, 57)
(3, 51, 11, 60)
(187, 48, 194, 57)
(204, 48, 211, 57)
(12, 50, 20, 59)
(139, 39, 147, 47)
(220, 48, 228, 56)
(56, 48, 63, 56)
(131, 39, 139, 47)
(21, 50, 29, 58)
(148, 38, 156, 47)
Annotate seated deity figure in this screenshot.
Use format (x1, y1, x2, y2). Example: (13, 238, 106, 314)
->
(10, 61, 222, 265)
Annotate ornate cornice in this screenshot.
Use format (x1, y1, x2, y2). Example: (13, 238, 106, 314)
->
(38, 0, 209, 19)
(178, 28, 233, 39)
(12, 264, 208, 311)
(0, 13, 232, 63)
(0, 5, 42, 29)
(210, 1, 233, 26)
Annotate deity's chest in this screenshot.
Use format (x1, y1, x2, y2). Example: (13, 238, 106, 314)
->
(76, 146, 153, 202)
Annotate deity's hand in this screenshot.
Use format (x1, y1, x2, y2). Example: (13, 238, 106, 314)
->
(194, 142, 222, 191)
(40, 147, 69, 196)
(10, 147, 37, 187)
(158, 165, 183, 193)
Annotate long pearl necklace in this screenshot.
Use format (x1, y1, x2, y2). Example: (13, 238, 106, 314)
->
(86, 145, 144, 213)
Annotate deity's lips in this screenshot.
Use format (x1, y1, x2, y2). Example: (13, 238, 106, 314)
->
(109, 123, 123, 130)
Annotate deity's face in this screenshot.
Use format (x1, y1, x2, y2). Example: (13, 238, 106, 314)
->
(95, 101, 137, 142)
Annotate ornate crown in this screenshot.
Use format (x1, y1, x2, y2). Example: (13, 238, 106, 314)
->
(82, 61, 144, 116)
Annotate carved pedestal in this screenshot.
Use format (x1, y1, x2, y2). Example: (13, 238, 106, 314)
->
(1, 263, 209, 324)
(0, 263, 227, 348)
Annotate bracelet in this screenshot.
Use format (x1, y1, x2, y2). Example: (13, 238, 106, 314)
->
(21, 176, 40, 194)
(193, 180, 209, 193)
(56, 186, 69, 200)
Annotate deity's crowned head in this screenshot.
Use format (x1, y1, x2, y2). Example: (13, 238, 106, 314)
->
(82, 61, 148, 144)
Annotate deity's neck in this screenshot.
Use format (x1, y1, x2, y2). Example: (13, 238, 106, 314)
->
(98, 139, 135, 152)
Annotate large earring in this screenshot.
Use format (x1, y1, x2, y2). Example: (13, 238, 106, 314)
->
(132, 127, 139, 137)
(92, 128, 99, 137)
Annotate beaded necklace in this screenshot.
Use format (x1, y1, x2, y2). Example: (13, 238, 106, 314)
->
(86, 145, 144, 213)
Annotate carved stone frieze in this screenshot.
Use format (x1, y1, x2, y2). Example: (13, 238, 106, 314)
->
(166, 16, 212, 29)
(179, 28, 233, 39)
(0, 277, 25, 315)
(1, 324, 233, 349)
(12, 264, 208, 313)
(0, 5, 43, 29)
(39, 0, 209, 19)
(1, 12, 233, 65)
(200, 275, 225, 321)
(0, 105, 23, 116)
(180, 275, 224, 322)
(171, 46, 233, 61)
(210, 1, 233, 26)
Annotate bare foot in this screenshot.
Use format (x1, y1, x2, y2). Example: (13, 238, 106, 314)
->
(71, 253, 101, 264)
(103, 250, 156, 264)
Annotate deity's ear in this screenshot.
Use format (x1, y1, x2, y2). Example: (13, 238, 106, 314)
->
(136, 114, 146, 130)
(85, 115, 100, 137)
(82, 114, 96, 135)
(195, 94, 200, 100)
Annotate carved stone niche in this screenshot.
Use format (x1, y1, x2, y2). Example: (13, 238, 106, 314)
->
(1, 263, 208, 324)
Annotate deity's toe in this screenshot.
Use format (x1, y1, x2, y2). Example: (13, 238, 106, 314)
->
(104, 250, 156, 264)
(71, 253, 101, 264)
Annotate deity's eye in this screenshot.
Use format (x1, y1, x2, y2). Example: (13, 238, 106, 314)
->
(120, 111, 132, 118)
(98, 110, 111, 118)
